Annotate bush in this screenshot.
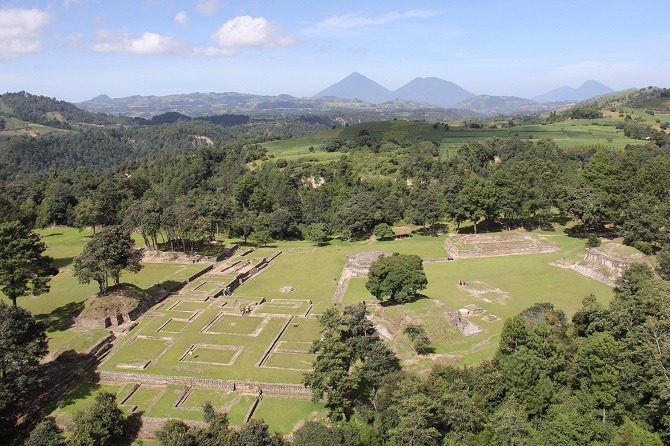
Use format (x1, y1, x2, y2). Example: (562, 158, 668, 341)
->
(404, 323, 433, 355)
(633, 240, 653, 255)
(586, 233, 601, 248)
(69, 391, 125, 446)
(656, 245, 670, 281)
(373, 223, 394, 241)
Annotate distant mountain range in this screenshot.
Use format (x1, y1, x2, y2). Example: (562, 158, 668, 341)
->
(532, 80, 615, 102)
(77, 74, 618, 118)
(77, 91, 465, 121)
(314, 72, 475, 108)
(314, 73, 617, 114)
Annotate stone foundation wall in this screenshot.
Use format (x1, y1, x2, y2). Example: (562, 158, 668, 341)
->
(97, 370, 310, 394)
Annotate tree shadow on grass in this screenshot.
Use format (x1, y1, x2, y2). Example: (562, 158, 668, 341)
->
(52, 256, 74, 270)
(36, 301, 85, 331)
(50, 372, 101, 412)
(456, 222, 504, 235)
(144, 280, 185, 297)
(120, 411, 144, 446)
(41, 232, 63, 238)
(379, 293, 431, 307)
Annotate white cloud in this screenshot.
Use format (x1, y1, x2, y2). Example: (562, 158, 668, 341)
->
(196, 0, 219, 16)
(0, 8, 52, 59)
(93, 30, 182, 55)
(212, 16, 295, 48)
(92, 30, 236, 57)
(316, 10, 438, 30)
(174, 11, 188, 24)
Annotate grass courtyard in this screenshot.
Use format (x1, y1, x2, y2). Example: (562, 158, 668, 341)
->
(22, 223, 628, 436)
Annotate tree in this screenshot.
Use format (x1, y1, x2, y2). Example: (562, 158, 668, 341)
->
(570, 332, 620, 422)
(237, 419, 273, 446)
(387, 392, 441, 446)
(73, 226, 142, 294)
(455, 175, 497, 233)
(0, 221, 57, 307)
(250, 230, 273, 248)
(611, 418, 663, 446)
(304, 223, 329, 245)
(486, 397, 535, 446)
(69, 391, 125, 446)
(0, 302, 48, 441)
(0, 301, 48, 382)
(305, 304, 399, 420)
(656, 245, 670, 281)
(25, 417, 66, 446)
(404, 323, 433, 354)
(304, 316, 357, 420)
(366, 253, 427, 304)
(373, 223, 394, 241)
(72, 195, 105, 235)
(157, 419, 197, 446)
(293, 421, 354, 446)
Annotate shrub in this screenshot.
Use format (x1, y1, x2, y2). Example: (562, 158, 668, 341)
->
(404, 323, 433, 355)
(633, 240, 653, 255)
(586, 233, 601, 248)
(656, 245, 670, 281)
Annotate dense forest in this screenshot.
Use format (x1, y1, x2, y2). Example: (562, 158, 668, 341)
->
(0, 92, 331, 181)
(2, 120, 669, 253)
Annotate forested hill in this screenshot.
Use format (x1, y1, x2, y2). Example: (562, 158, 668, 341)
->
(0, 91, 129, 128)
(0, 92, 332, 181)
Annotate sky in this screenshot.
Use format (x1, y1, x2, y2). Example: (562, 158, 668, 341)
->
(1, 0, 669, 102)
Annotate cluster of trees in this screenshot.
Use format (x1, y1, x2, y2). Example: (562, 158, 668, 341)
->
(0, 93, 332, 181)
(3, 131, 670, 254)
(10, 261, 670, 445)
(73, 226, 143, 294)
(304, 303, 401, 420)
(0, 302, 49, 443)
(0, 91, 126, 128)
(297, 265, 670, 445)
(156, 406, 286, 446)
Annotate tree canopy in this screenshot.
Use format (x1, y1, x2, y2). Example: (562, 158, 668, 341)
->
(0, 221, 56, 307)
(365, 253, 427, 303)
(73, 226, 142, 294)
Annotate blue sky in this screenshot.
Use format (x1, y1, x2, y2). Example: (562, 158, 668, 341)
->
(1, 0, 668, 102)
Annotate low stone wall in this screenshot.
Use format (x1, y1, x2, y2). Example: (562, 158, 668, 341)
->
(187, 265, 213, 282)
(585, 248, 634, 277)
(97, 370, 310, 395)
(216, 244, 240, 262)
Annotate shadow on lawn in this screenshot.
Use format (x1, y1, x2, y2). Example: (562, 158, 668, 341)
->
(379, 293, 431, 307)
(36, 301, 85, 331)
(52, 372, 102, 411)
(145, 279, 186, 297)
(52, 256, 74, 270)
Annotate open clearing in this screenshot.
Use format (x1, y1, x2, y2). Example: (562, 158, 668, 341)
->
(13, 225, 617, 435)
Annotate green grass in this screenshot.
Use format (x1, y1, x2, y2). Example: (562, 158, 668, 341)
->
(123, 386, 162, 411)
(208, 314, 265, 335)
(47, 328, 109, 355)
(158, 319, 190, 333)
(112, 337, 170, 368)
(264, 352, 315, 370)
(182, 388, 237, 410)
(51, 377, 123, 425)
(182, 346, 239, 365)
(252, 397, 326, 434)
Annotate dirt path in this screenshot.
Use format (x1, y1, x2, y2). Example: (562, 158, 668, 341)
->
(332, 269, 352, 304)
